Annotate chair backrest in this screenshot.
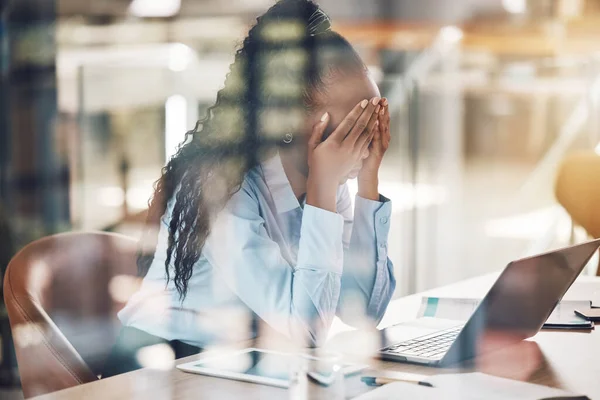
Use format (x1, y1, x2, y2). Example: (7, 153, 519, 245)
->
(555, 151, 600, 273)
(3, 232, 140, 398)
(556, 152, 600, 237)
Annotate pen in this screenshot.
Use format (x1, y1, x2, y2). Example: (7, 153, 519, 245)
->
(361, 376, 434, 387)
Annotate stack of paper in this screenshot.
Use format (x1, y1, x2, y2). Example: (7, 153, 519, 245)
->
(417, 297, 593, 329)
(355, 373, 589, 400)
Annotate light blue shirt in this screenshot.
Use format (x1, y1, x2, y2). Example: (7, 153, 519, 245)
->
(118, 153, 395, 347)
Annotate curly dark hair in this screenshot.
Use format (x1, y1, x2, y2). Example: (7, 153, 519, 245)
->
(137, 0, 366, 299)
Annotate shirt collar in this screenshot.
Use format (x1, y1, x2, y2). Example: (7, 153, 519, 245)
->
(260, 152, 301, 214)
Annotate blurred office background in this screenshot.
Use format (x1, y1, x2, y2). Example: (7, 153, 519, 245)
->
(3, 0, 600, 395)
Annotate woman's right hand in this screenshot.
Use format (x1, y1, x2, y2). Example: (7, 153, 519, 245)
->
(306, 97, 381, 212)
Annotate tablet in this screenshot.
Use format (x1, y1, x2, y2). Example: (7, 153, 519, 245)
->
(176, 348, 367, 388)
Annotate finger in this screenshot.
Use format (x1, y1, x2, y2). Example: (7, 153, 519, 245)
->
(308, 112, 329, 149)
(329, 100, 368, 142)
(379, 106, 390, 134)
(356, 114, 379, 153)
(375, 118, 383, 139)
(359, 104, 380, 147)
(384, 106, 391, 135)
(379, 97, 389, 115)
(361, 120, 378, 154)
(378, 108, 387, 130)
(380, 111, 391, 148)
(345, 97, 380, 145)
(384, 123, 391, 148)
(361, 123, 377, 157)
(374, 120, 382, 144)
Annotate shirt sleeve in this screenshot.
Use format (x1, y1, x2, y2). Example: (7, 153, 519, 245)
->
(336, 184, 396, 327)
(202, 182, 344, 346)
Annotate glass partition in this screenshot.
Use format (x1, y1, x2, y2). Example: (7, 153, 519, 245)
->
(71, 44, 230, 233)
(71, 33, 600, 298)
(393, 31, 600, 294)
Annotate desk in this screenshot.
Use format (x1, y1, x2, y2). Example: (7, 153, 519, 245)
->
(33, 273, 600, 399)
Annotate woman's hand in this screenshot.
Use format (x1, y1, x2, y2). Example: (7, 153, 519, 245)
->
(307, 97, 380, 212)
(358, 97, 391, 201)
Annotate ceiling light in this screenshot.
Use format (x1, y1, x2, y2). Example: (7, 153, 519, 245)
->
(168, 43, 193, 72)
(440, 26, 463, 44)
(503, 0, 526, 14)
(129, 0, 181, 18)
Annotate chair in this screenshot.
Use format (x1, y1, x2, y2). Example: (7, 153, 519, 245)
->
(3, 232, 140, 398)
(555, 151, 600, 274)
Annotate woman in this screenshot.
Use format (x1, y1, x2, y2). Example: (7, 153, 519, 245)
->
(104, 0, 395, 376)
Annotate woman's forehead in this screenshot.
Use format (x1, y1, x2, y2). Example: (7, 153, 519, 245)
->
(322, 73, 380, 122)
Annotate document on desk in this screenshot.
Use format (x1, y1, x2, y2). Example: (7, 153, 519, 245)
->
(355, 372, 589, 400)
(417, 297, 593, 329)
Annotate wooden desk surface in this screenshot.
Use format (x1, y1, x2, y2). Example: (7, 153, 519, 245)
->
(33, 273, 600, 399)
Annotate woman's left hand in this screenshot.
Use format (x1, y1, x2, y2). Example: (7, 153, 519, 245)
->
(359, 97, 390, 181)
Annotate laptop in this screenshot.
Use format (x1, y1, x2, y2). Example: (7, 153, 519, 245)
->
(379, 239, 600, 367)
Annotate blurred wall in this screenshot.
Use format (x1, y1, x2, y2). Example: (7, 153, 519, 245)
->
(319, 0, 505, 22)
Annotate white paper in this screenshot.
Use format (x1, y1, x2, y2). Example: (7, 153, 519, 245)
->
(544, 300, 591, 326)
(416, 297, 591, 328)
(354, 373, 587, 400)
(353, 381, 438, 400)
(427, 372, 587, 400)
(417, 297, 479, 321)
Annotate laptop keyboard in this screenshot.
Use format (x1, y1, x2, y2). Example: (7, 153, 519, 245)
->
(382, 325, 464, 359)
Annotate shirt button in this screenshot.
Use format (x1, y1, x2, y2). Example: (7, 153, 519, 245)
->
(380, 217, 388, 224)
(380, 243, 387, 249)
